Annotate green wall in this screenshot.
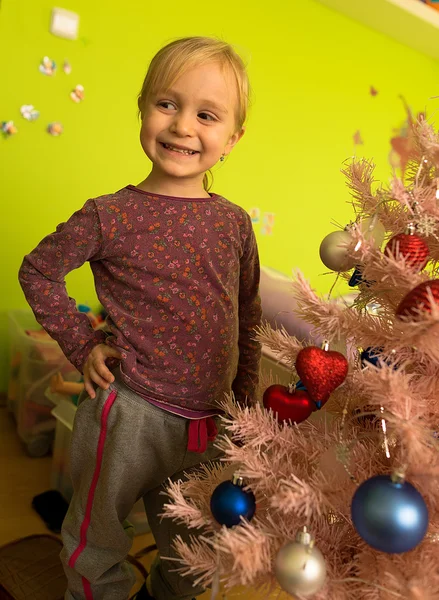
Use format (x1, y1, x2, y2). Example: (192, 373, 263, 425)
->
(1, 0, 439, 392)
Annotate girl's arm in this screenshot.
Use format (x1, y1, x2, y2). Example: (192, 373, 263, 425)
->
(232, 215, 262, 406)
(18, 199, 109, 374)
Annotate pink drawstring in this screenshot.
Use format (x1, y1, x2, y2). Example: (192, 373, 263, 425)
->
(187, 417, 218, 453)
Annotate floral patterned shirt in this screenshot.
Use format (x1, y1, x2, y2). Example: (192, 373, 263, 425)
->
(19, 185, 262, 412)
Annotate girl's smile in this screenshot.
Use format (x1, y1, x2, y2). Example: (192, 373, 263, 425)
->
(159, 141, 200, 157)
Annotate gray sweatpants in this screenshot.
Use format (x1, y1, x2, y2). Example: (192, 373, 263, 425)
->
(60, 369, 223, 600)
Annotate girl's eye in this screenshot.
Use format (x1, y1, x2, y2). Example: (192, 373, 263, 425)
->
(158, 102, 216, 122)
(158, 101, 175, 110)
(198, 112, 215, 122)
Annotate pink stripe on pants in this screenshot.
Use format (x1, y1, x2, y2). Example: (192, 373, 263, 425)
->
(68, 389, 118, 599)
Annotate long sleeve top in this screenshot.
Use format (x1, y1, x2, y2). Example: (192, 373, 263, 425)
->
(19, 185, 262, 413)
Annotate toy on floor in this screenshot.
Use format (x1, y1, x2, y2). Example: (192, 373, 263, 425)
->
(78, 304, 107, 329)
(50, 372, 84, 405)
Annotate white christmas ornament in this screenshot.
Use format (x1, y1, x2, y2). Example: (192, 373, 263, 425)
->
(319, 216, 386, 272)
(319, 229, 356, 272)
(359, 215, 386, 248)
(275, 527, 327, 597)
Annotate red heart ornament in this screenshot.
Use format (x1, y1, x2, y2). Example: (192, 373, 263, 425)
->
(295, 346, 348, 406)
(263, 384, 314, 424)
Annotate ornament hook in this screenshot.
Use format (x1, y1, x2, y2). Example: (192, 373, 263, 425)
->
(232, 474, 244, 487)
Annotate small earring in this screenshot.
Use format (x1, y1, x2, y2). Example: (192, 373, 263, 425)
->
(220, 153, 225, 162)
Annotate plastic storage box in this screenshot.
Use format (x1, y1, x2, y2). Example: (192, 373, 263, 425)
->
(51, 398, 150, 536)
(7, 310, 80, 457)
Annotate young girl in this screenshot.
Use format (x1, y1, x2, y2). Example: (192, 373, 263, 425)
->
(19, 36, 261, 600)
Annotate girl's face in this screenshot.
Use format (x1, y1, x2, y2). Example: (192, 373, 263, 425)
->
(139, 62, 245, 192)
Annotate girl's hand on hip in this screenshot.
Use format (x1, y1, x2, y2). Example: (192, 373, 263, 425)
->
(83, 344, 122, 398)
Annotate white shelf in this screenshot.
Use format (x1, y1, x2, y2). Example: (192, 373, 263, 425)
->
(315, 0, 439, 61)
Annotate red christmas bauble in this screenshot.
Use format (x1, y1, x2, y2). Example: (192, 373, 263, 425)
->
(384, 233, 429, 271)
(295, 346, 348, 405)
(263, 385, 314, 424)
(396, 279, 439, 320)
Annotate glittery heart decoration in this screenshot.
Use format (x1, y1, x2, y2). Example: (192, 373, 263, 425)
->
(295, 346, 348, 407)
(384, 232, 429, 271)
(396, 279, 439, 320)
(263, 384, 314, 424)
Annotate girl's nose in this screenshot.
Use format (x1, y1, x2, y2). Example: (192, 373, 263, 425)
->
(169, 111, 195, 136)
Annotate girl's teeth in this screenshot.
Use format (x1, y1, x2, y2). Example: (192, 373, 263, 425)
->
(164, 143, 195, 155)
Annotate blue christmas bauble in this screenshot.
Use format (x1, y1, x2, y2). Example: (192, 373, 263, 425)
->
(348, 265, 374, 288)
(360, 347, 399, 370)
(349, 266, 364, 287)
(361, 347, 386, 368)
(351, 474, 429, 553)
(210, 480, 256, 527)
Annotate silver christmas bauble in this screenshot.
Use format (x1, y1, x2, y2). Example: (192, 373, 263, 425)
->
(275, 528, 326, 597)
(319, 216, 386, 273)
(319, 229, 356, 272)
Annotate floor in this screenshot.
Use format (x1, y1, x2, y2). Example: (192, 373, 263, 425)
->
(0, 405, 270, 599)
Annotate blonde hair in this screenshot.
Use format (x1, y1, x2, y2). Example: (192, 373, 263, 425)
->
(138, 36, 251, 192)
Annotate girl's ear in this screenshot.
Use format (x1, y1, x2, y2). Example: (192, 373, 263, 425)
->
(137, 97, 144, 118)
(225, 126, 246, 154)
